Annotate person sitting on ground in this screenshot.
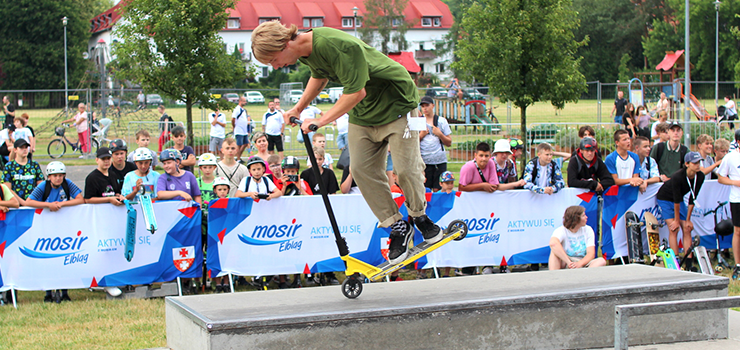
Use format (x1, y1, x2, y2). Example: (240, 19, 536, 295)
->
(25, 161, 84, 303)
(156, 149, 202, 205)
(3, 138, 43, 205)
(651, 111, 668, 141)
(122, 148, 161, 201)
(126, 130, 158, 170)
(170, 126, 196, 173)
(235, 156, 282, 201)
(633, 136, 661, 193)
(492, 139, 526, 190)
(656, 152, 704, 260)
(605, 129, 643, 188)
(566, 137, 614, 192)
(713, 138, 730, 180)
(214, 138, 249, 197)
(306, 132, 335, 170)
(301, 147, 339, 196)
(650, 121, 688, 181)
(549, 205, 607, 270)
(109, 139, 137, 188)
(696, 134, 721, 177)
(523, 142, 565, 195)
(459, 142, 500, 193)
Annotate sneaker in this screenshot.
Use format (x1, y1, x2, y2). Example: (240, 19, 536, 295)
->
(61, 294, 71, 302)
(414, 215, 442, 244)
(215, 285, 223, 293)
(387, 220, 412, 264)
(481, 266, 494, 275)
(328, 278, 340, 285)
(104, 287, 122, 297)
(733, 265, 740, 280)
(44, 295, 53, 303)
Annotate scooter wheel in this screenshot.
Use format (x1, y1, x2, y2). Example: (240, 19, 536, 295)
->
(341, 274, 363, 299)
(446, 220, 468, 241)
(715, 266, 723, 273)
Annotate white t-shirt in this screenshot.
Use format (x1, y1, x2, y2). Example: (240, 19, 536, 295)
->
(650, 121, 661, 139)
(336, 113, 349, 134)
(263, 110, 283, 136)
(12, 127, 33, 143)
(0, 129, 9, 143)
(299, 106, 322, 121)
(238, 175, 276, 194)
(209, 112, 226, 138)
(231, 105, 250, 136)
(536, 163, 549, 188)
(74, 111, 88, 133)
(551, 225, 595, 258)
(718, 150, 740, 203)
(605, 151, 641, 180)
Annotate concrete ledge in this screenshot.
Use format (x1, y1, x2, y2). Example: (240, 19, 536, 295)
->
(166, 265, 729, 350)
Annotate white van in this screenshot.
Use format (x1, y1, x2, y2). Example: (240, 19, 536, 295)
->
(327, 87, 344, 103)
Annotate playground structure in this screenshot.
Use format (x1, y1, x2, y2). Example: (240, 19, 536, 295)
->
(430, 97, 503, 131)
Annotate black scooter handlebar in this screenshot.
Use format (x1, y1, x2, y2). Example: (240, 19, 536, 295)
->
(289, 117, 319, 132)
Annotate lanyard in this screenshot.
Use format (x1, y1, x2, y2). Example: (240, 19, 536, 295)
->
(686, 175, 697, 202)
(474, 161, 487, 183)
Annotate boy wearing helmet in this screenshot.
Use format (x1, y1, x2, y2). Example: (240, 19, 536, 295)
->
(197, 153, 219, 207)
(122, 147, 161, 201)
(109, 139, 137, 188)
(281, 156, 311, 196)
(236, 156, 282, 200)
(156, 149, 202, 204)
(210, 176, 232, 292)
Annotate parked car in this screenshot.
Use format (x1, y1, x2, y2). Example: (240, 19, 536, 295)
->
(146, 94, 163, 105)
(244, 91, 265, 104)
(224, 93, 240, 103)
(423, 87, 447, 98)
(462, 89, 486, 100)
(327, 87, 344, 103)
(286, 90, 303, 104)
(313, 91, 331, 104)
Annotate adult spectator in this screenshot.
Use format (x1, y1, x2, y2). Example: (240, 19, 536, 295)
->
(696, 134, 720, 177)
(3, 96, 15, 129)
(492, 139, 525, 190)
(622, 103, 637, 139)
(549, 206, 607, 270)
(297, 104, 322, 143)
(157, 105, 174, 152)
(717, 130, 740, 280)
(61, 103, 90, 157)
(654, 92, 670, 119)
(635, 105, 651, 137)
(650, 121, 688, 181)
(3, 139, 43, 205)
(611, 91, 627, 124)
(523, 142, 564, 195)
(262, 101, 284, 160)
(633, 136, 661, 193)
(566, 137, 614, 192)
(251, 132, 272, 169)
(209, 108, 226, 158)
(604, 129, 642, 188)
(231, 96, 251, 162)
(651, 111, 668, 141)
(335, 113, 349, 150)
(418, 96, 452, 192)
(137, 91, 145, 109)
(0, 124, 13, 163)
(274, 98, 285, 114)
(458, 142, 499, 193)
(108, 139, 137, 188)
(657, 152, 704, 259)
(724, 96, 737, 129)
(446, 78, 460, 100)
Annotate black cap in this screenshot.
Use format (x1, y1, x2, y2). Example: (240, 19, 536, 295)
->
(96, 147, 113, 159)
(734, 129, 740, 142)
(13, 138, 29, 148)
(420, 96, 435, 105)
(668, 121, 683, 130)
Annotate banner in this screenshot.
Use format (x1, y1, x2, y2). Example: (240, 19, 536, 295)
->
(0, 201, 202, 291)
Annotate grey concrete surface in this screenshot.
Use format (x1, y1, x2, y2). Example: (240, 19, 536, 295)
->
(60, 165, 96, 192)
(165, 265, 730, 350)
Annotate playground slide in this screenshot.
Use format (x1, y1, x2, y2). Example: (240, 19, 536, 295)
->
(682, 92, 713, 121)
(475, 114, 494, 124)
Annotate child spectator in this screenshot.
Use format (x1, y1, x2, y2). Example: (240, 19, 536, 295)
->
(262, 102, 284, 159)
(280, 156, 311, 196)
(509, 138, 524, 166)
(109, 139, 137, 188)
(235, 156, 283, 200)
(657, 152, 704, 259)
(549, 205, 607, 270)
(157, 105, 174, 152)
(84, 148, 125, 205)
(651, 111, 668, 140)
(418, 96, 452, 192)
(300, 147, 339, 195)
(654, 122, 670, 144)
(605, 129, 643, 187)
(439, 171, 455, 194)
(633, 136, 661, 193)
(492, 139, 526, 190)
(458, 142, 499, 193)
(650, 121, 688, 181)
(714, 138, 730, 180)
(567, 137, 614, 192)
(523, 142, 565, 195)
(622, 103, 637, 138)
(339, 152, 360, 195)
(214, 138, 249, 197)
(25, 161, 83, 303)
(10, 116, 33, 161)
(156, 149, 202, 204)
(170, 126, 196, 173)
(0, 180, 19, 304)
(210, 176, 231, 292)
(126, 130, 158, 170)
(306, 133, 334, 170)
(61, 103, 90, 156)
(3, 139, 43, 204)
(0, 124, 13, 162)
(696, 134, 721, 177)
(267, 154, 283, 189)
(122, 148, 161, 201)
(209, 108, 226, 157)
(196, 153, 218, 206)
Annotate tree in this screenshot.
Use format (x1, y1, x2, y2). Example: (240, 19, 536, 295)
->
(112, 0, 246, 143)
(359, 0, 413, 55)
(453, 0, 587, 170)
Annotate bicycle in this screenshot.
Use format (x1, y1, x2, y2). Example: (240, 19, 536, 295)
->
(47, 124, 100, 159)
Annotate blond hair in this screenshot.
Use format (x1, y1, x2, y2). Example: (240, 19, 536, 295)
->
(312, 145, 325, 159)
(251, 21, 298, 65)
(714, 138, 730, 152)
(696, 134, 714, 146)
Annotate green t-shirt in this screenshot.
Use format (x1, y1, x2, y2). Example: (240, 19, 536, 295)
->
(298, 27, 419, 126)
(197, 177, 215, 210)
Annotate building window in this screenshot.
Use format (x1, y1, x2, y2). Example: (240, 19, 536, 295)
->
(421, 17, 432, 27)
(342, 18, 353, 28)
(433, 17, 441, 27)
(356, 17, 362, 27)
(227, 18, 240, 29)
(304, 18, 324, 28)
(238, 42, 245, 54)
(435, 63, 445, 73)
(259, 18, 279, 24)
(419, 63, 425, 72)
(391, 18, 402, 27)
(262, 67, 269, 78)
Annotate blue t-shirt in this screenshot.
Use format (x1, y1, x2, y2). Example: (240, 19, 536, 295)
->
(604, 151, 641, 179)
(28, 179, 82, 202)
(156, 170, 201, 201)
(122, 170, 161, 198)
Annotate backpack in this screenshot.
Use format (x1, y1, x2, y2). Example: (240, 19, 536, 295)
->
(574, 154, 600, 179)
(432, 115, 445, 151)
(654, 142, 687, 172)
(529, 157, 557, 185)
(42, 179, 72, 202)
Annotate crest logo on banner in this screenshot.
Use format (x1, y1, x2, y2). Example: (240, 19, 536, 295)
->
(173, 246, 195, 272)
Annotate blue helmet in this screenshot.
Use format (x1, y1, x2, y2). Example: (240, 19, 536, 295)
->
(159, 149, 182, 162)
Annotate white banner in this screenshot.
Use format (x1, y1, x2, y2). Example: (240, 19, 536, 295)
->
(0, 201, 202, 291)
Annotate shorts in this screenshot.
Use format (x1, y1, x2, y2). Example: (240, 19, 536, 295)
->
(424, 163, 447, 190)
(568, 256, 596, 267)
(337, 132, 348, 150)
(235, 134, 250, 147)
(266, 134, 283, 152)
(730, 203, 740, 227)
(209, 137, 224, 153)
(657, 199, 687, 221)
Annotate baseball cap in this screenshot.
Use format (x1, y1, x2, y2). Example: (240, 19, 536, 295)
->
(668, 121, 683, 130)
(439, 171, 455, 183)
(684, 151, 702, 164)
(96, 147, 113, 159)
(13, 138, 30, 148)
(420, 96, 434, 105)
(580, 137, 598, 150)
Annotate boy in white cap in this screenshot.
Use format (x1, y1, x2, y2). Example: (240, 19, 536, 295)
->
(492, 139, 525, 190)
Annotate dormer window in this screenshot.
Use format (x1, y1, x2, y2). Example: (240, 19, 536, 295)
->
(258, 17, 280, 24)
(303, 18, 324, 28)
(422, 17, 441, 27)
(227, 18, 240, 29)
(342, 18, 354, 28)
